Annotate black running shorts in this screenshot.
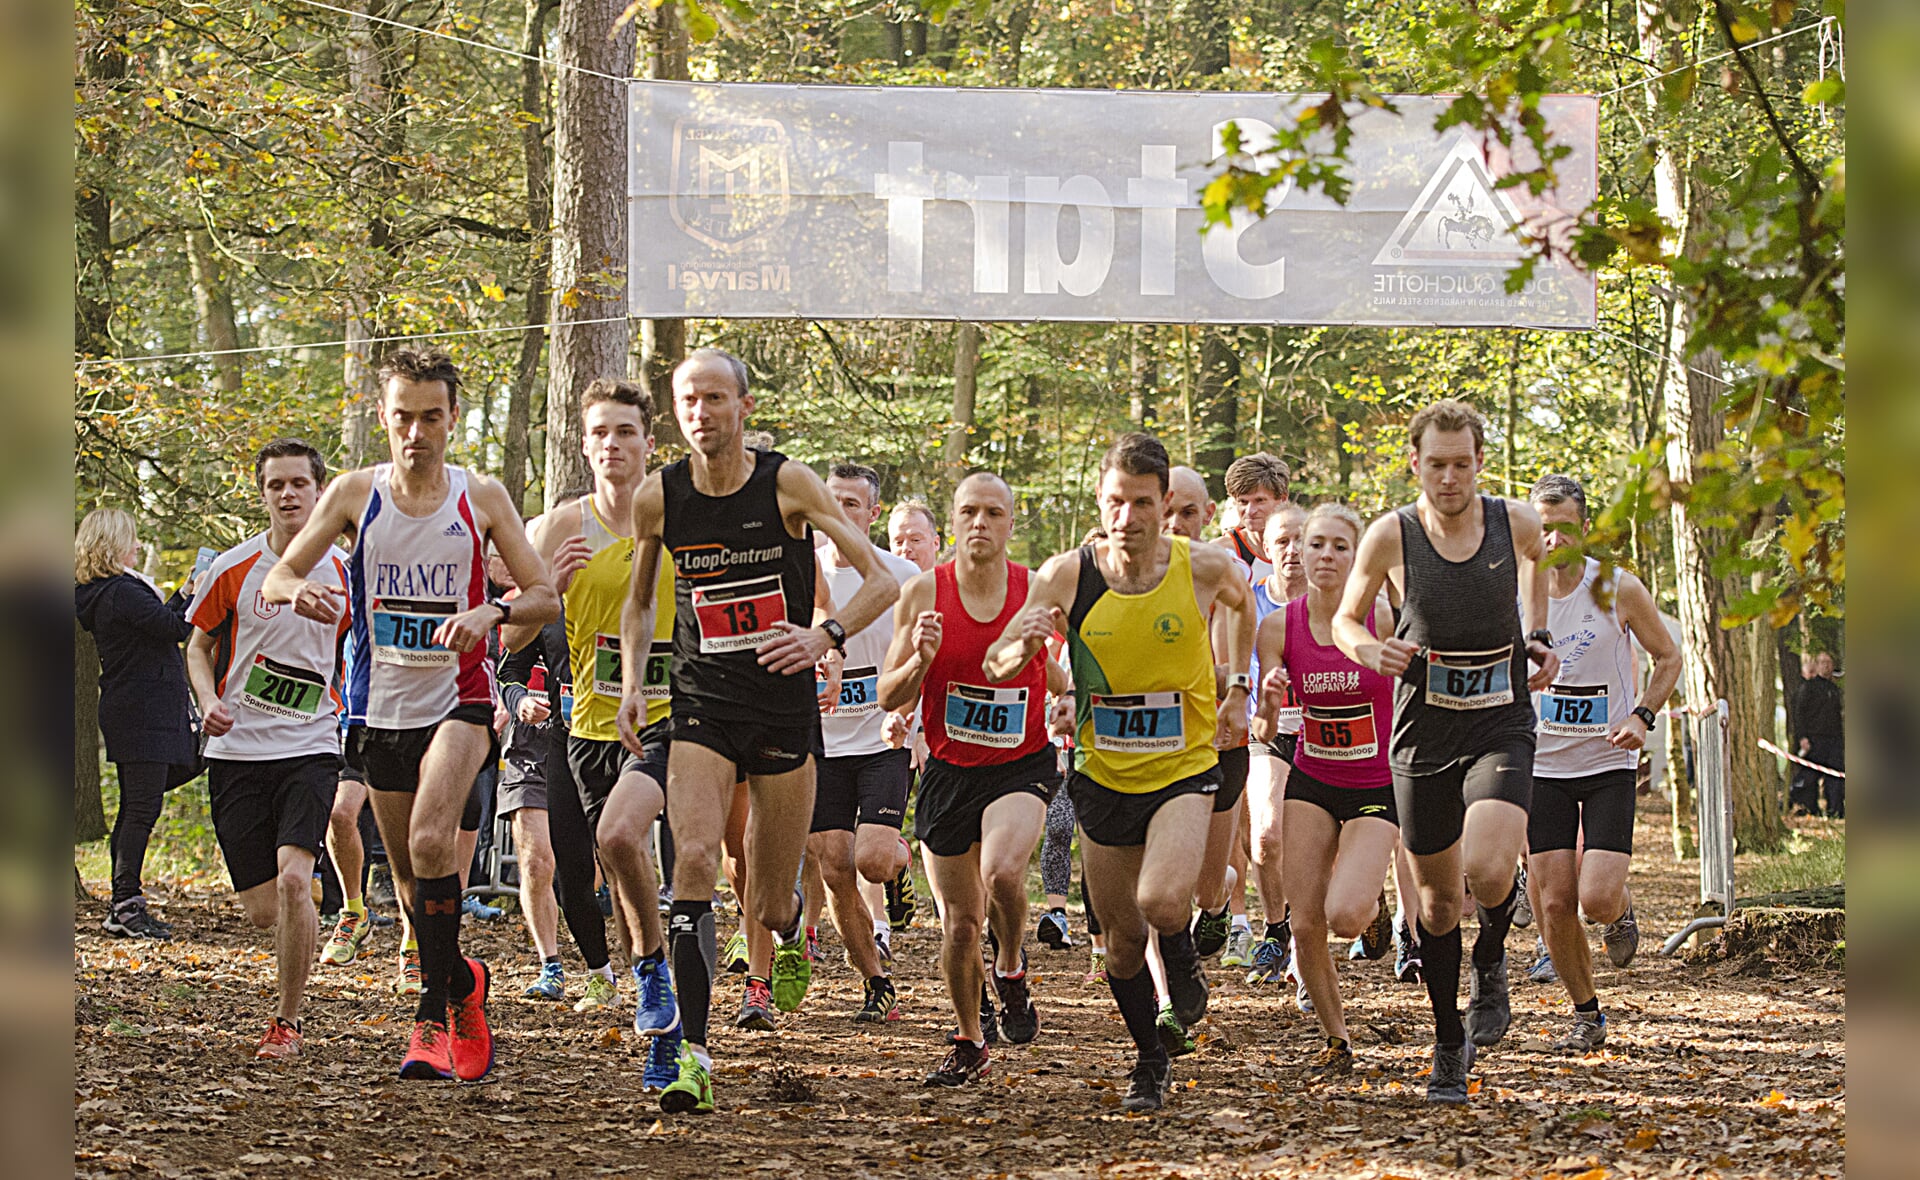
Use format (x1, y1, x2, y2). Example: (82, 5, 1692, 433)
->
(915, 747, 1061, 858)
(1214, 744, 1250, 813)
(568, 721, 669, 833)
(1069, 764, 1221, 849)
(208, 753, 341, 894)
(1392, 734, 1533, 856)
(1528, 768, 1636, 855)
(811, 747, 913, 834)
(1284, 762, 1398, 826)
(670, 709, 821, 779)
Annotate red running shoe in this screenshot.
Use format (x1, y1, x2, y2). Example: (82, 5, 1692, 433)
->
(449, 956, 494, 1081)
(398, 1019, 454, 1080)
(254, 1017, 302, 1060)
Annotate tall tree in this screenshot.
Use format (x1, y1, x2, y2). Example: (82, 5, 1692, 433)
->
(638, 0, 689, 441)
(945, 322, 984, 476)
(342, 0, 409, 468)
(503, 0, 562, 512)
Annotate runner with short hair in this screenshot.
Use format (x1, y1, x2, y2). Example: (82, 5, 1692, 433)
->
(1244, 501, 1308, 990)
(1218, 452, 1289, 583)
(987, 433, 1253, 1112)
(1526, 474, 1680, 1051)
(888, 500, 941, 572)
(264, 348, 559, 1082)
(879, 471, 1070, 1084)
(186, 439, 348, 1059)
(1333, 398, 1558, 1104)
(617, 348, 901, 1114)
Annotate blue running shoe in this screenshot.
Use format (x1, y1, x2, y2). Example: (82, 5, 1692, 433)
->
(461, 895, 504, 922)
(643, 1027, 684, 1091)
(522, 960, 566, 1001)
(634, 955, 680, 1037)
(1527, 938, 1560, 985)
(1244, 931, 1291, 986)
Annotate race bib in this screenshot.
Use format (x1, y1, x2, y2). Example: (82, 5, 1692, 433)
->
(1273, 678, 1303, 730)
(239, 654, 328, 720)
(592, 633, 623, 698)
(691, 575, 787, 653)
(835, 665, 881, 716)
(1538, 683, 1610, 737)
(1423, 646, 1515, 711)
(945, 684, 1028, 748)
(371, 597, 455, 667)
(559, 682, 575, 726)
(1091, 691, 1185, 753)
(1301, 702, 1379, 761)
(642, 639, 672, 701)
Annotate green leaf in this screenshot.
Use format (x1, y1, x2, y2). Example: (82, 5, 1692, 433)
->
(683, 0, 719, 42)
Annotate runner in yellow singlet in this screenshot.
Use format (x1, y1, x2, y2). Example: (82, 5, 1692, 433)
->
(985, 433, 1253, 1114)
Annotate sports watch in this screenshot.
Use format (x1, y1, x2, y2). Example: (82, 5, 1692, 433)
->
(820, 618, 848, 652)
(1631, 705, 1658, 728)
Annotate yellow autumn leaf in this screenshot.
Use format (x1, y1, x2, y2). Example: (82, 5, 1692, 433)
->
(1762, 1089, 1788, 1106)
(481, 282, 505, 302)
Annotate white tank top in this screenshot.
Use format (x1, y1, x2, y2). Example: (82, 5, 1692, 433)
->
(819, 546, 923, 758)
(345, 464, 494, 729)
(1534, 557, 1638, 776)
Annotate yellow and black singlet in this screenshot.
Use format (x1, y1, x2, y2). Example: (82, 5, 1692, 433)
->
(1065, 535, 1219, 793)
(564, 497, 675, 740)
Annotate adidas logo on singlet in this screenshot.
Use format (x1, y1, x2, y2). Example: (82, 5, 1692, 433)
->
(442, 522, 466, 537)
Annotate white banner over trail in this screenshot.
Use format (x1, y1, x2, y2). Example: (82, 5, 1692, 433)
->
(629, 82, 1598, 328)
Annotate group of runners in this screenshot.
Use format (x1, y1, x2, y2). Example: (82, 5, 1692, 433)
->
(162, 344, 1681, 1113)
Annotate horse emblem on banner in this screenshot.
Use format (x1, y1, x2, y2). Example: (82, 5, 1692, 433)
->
(1372, 137, 1527, 267)
(669, 117, 794, 252)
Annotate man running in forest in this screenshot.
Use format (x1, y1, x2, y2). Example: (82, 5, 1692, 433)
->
(616, 348, 900, 1114)
(1332, 398, 1557, 1103)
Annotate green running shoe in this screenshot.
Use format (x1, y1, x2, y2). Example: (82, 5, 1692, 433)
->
(572, 971, 617, 1013)
(771, 937, 813, 1013)
(1155, 1002, 1196, 1058)
(721, 928, 750, 975)
(659, 1045, 714, 1115)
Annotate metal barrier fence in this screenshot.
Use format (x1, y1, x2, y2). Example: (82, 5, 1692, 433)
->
(467, 812, 519, 900)
(1662, 699, 1734, 954)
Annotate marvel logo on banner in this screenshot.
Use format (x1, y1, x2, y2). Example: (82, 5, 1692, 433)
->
(629, 82, 1597, 328)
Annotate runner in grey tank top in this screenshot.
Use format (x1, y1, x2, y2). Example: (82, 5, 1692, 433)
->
(1330, 399, 1558, 1106)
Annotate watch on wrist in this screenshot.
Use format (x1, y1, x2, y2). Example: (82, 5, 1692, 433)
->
(820, 618, 848, 652)
(488, 596, 513, 626)
(1525, 628, 1553, 649)
(1632, 705, 1658, 728)
(1225, 672, 1253, 694)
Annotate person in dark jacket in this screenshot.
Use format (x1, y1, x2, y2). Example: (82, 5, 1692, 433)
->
(1793, 651, 1845, 818)
(75, 507, 204, 939)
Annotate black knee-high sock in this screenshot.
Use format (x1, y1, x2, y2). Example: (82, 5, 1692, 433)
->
(1417, 917, 1465, 1046)
(1473, 880, 1517, 968)
(413, 874, 472, 1023)
(1159, 925, 1198, 974)
(1081, 875, 1102, 938)
(669, 899, 716, 1047)
(1106, 965, 1169, 1066)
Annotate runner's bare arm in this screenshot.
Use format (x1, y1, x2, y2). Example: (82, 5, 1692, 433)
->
(184, 628, 235, 738)
(1507, 499, 1559, 690)
(1250, 608, 1288, 744)
(466, 476, 557, 652)
(759, 461, 901, 674)
(1334, 513, 1414, 677)
(1194, 544, 1253, 748)
(877, 571, 938, 712)
(1045, 653, 1071, 695)
(503, 506, 578, 650)
(1613, 570, 1681, 750)
(262, 470, 369, 622)
(984, 551, 1074, 683)
(614, 474, 667, 754)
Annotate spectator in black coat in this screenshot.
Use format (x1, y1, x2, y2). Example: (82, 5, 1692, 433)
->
(75, 508, 204, 939)
(1793, 650, 1845, 819)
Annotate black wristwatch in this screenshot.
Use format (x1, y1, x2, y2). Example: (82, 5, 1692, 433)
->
(1525, 628, 1553, 649)
(1631, 705, 1658, 728)
(820, 618, 848, 652)
(488, 596, 513, 626)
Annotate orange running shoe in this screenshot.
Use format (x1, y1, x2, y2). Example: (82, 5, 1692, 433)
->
(254, 1017, 302, 1060)
(449, 956, 494, 1081)
(398, 1019, 454, 1080)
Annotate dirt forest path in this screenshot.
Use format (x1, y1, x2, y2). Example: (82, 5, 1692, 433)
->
(75, 795, 1843, 1179)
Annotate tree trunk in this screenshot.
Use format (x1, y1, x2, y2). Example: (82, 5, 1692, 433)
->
(185, 230, 242, 394)
(75, 3, 126, 357)
(1129, 325, 1158, 429)
(634, 0, 688, 450)
(75, 622, 105, 843)
(547, 0, 636, 508)
(1176, 0, 1232, 79)
(342, 1, 405, 467)
(501, 0, 560, 513)
(1194, 330, 1240, 497)
(946, 323, 983, 472)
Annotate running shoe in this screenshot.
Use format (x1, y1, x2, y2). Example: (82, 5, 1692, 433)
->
(736, 977, 776, 1031)
(101, 898, 170, 941)
(1393, 920, 1423, 985)
(394, 949, 423, 998)
(1358, 890, 1392, 960)
(854, 975, 900, 1023)
(397, 1019, 454, 1080)
(254, 1017, 302, 1060)
(1121, 1057, 1172, 1112)
(992, 956, 1038, 1044)
(1155, 1003, 1196, 1058)
(320, 909, 373, 965)
(1425, 1041, 1476, 1104)
(1511, 866, 1532, 929)
(721, 928, 750, 974)
(573, 971, 617, 1012)
(924, 1038, 990, 1087)
(1087, 948, 1108, 983)
(1527, 939, 1559, 984)
(1245, 933, 1290, 986)
(885, 850, 917, 927)
(1553, 1009, 1609, 1052)
(1294, 978, 1315, 1016)
(1218, 926, 1254, 969)
(523, 961, 567, 1002)
(449, 956, 494, 1081)
(643, 1027, 684, 1091)
(875, 927, 895, 966)
(1465, 956, 1512, 1048)
(595, 883, 612, 916)
(1163, 939, 1209, 1027)
(634, 956, 679, 1037)
(1347, 936, 1369, 961)
(1192, 907, 1231, 958)
(461, 895, 504, 922)
(659, 1045, 714, 1114)
(1309, 1036, 1353, 1076)
(368, 863, 398, 908)
(771, 938, 812, 1014)
(1603, 898, 1640, 968)
(1037, 909, 1072, 950)
(805, 928, 821, 965)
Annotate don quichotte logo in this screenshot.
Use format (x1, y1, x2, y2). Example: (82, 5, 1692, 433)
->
(670, 117, 794, 252)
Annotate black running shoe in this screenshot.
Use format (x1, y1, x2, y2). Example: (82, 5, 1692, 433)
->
(1036, 908, 1071, 950)
(1358, 890, 1392, 960)
(854, 975, 899, 1024)
(1393, 919, 1423, 984)
(1121, 1057, 1172, 1112)
(885, 857, 917, 928)
(979, 983, 1000, 1045)
(735, 977, 776, 1031)
(1191, 906, 1231, 958)
(101, 898, 170, 941)
(1465, 956, 1512, 1047)
(1309, 1036, 1354, 1076)
(1426, 1040, 1476, 1104)
(1162, 937, 1210, 1028)
(991, 956, 1038, 1044)
(924, 1038, 990, 1087)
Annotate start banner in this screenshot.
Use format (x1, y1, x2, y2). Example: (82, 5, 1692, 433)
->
(628, 82, 1598, 328)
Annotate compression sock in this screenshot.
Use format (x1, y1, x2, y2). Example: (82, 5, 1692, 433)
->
(669, 899, 717, 1046)
(412, 874, 466, 1023)
(1472, 880, 1517, 968)
(1574, 996, 1601, 1015)
(1417, 917, 1465, 1045)
(1106, 965, 1170, 1066)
